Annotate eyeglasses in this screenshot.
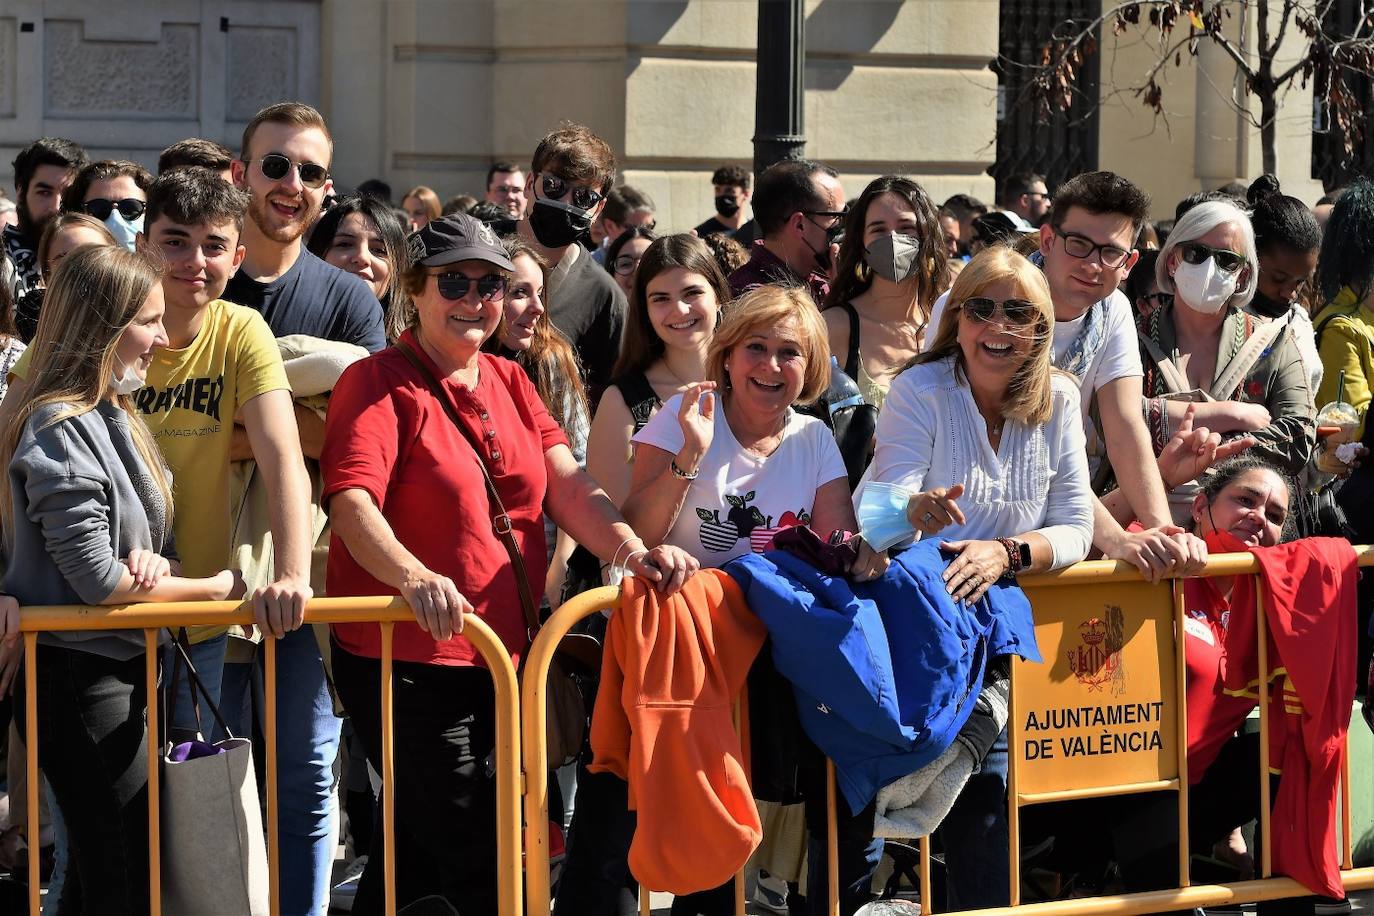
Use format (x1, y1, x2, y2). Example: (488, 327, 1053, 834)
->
(434, 272, 507, 302)
(612, 254, 642, 277)
(961, 296, 1039, 326)
(539, 173, 603, 211)
(246, 153, 330, 189)
(1179, 242, 1245, 274)
(802, 210, 846, 232)
(83, 198, 146, 221)
(1054, 229, 1132, 269)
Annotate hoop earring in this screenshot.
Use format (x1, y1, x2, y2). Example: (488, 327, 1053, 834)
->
(855, 260, 871, 283)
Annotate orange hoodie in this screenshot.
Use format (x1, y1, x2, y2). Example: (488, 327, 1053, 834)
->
(588, 569, 766, 895)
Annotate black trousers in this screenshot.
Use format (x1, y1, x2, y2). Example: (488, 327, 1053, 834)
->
(16, 644, 150, 916)
(332, 643, 499, 916)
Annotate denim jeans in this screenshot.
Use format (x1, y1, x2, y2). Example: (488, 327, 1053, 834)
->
(17, 645, 150, 916)
(936, 726, 1009, 910)
(163, 632, 227, 743)
(262, 625, 342, 916)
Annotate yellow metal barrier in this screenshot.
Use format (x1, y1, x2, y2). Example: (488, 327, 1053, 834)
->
(526, 552, 1374, 916)
(16, 597, 523, 916)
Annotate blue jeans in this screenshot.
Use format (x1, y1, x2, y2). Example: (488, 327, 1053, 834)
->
(164, 632, 227, 742)
(261, 625, 341, 916)
(936, 726, 1009, 910)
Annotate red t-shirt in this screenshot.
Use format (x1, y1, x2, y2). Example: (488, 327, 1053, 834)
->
(1182, 576, 1255, 784)
(322, 330, 568, 666)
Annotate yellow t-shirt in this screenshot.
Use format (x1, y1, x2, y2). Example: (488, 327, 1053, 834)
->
(134, 299, 289, 577)
(14, 299, 290, 577)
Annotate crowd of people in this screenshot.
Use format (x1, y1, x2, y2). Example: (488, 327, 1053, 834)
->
(0, 100, 1367, 916)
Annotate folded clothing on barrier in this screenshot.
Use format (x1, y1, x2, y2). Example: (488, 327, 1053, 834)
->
(1218, 536, 1357, 899)
(723, 539, 1040, 814)
(588, 569, 766, 895)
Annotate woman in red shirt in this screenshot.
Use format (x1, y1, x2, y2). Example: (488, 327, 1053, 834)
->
(321, 213, 697, 915)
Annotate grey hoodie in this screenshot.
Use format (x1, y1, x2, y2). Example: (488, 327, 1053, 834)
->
(5, 400, 174, 659)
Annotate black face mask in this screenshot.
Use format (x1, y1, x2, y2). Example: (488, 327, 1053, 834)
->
(1248, 287, 1289, 319)
(802, 230, 832, 274)
(714, 195, 741, 218)
(529, 198, 592, 249)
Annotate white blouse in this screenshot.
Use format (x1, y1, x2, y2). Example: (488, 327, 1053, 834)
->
(854, 355, 1094, 569)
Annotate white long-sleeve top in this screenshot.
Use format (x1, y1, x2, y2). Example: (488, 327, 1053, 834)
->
(854, 355, 1094, 569)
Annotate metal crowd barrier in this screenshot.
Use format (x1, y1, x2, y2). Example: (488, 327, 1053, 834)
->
(15, 597, 523, 916)
(524, 551, 1374, 916)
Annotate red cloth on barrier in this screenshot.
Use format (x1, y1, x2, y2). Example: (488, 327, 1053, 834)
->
(1223, 537, 1358, 899)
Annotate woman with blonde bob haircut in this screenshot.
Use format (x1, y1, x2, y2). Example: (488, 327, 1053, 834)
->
(855, 245, 1094, 910)
(1, 245, 244, 914)
(626, 281, 885, 571)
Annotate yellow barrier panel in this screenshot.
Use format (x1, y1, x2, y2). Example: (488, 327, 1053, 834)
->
(521, 550, 1374, 915)
(16, 597, 523, 916)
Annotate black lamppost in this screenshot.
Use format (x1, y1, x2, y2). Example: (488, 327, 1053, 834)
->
(752, 0, 807, 177)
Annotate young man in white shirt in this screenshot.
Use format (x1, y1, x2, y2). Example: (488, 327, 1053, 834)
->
(928, 171, 1202, 579)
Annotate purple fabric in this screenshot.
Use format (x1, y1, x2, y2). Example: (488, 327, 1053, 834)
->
(770, 525, 860, 577)
(167, 739, 224, 762)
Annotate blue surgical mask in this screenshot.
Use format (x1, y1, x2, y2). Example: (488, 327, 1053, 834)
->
(104, 213, 142, 252)
(857, 481, 916, 552)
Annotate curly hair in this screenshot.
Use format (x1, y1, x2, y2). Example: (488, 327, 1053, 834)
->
(1316, 178, 1374, 304)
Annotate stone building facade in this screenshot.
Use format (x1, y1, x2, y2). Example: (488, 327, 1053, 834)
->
(0, 0, 1337, 230)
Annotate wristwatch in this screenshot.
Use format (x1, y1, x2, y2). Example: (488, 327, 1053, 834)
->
(997, 537, 1031, 578)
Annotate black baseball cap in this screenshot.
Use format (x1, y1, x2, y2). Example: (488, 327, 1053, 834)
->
(407, 213, 514, 271)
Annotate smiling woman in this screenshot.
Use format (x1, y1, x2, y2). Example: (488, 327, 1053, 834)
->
(855, 244, 1095, 910)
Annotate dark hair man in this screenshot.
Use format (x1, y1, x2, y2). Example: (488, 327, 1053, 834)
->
(355, 178, 393, 206)
(695, 164, 756, 244)
(485, 160, 527, 218)
(62, 160, 155, 250)
(926, 171, 1198, 584)
(727, 158, 845, 304)
(999, 172, 1050, 226)
(3, 137, 89, 299)
(158, 138, 235, 180)
(591, 185, 656, 265)
(515, 123, 626, 394)
(226, 101, 384, 915)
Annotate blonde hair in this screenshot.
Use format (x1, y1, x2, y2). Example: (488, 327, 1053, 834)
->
(707, 284, 831, 406)
(915, 246, 1057, 425)
(0, 246, 173, 544)
(402, 186, 442, 222)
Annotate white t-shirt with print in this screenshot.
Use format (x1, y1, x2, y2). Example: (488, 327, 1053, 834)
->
(632, 394, 848, 568)
(926, 287, 1142, 430)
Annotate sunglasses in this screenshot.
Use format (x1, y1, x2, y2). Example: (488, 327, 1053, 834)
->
(961, 296, 1039, 325)
(435, 272, 507, 302)
(83, 198, 146, 221)
(1179, 242, 1245, 274)
(539, 173, 603, 211)
(247, 153, 330, 189)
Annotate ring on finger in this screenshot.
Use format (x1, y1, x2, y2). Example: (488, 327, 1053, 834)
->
(922, 511, 936, 525)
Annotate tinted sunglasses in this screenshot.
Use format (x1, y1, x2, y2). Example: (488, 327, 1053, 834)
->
(249, 153, 330, 189)
(83, 198, 146, 221)
(1179, 242, 1245, 273)
(435, 272, 507, 302)
(539, 173, 603, 211)
(961, 296, 1039, 325)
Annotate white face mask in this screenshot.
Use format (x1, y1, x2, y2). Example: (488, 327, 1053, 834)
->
(104, 213, 142, 252)
(109, 357, 144, 396)
(1172, 256, 1238, 315)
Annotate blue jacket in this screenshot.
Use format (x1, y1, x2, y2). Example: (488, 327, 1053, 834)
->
(724, 540, 1040, 811)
